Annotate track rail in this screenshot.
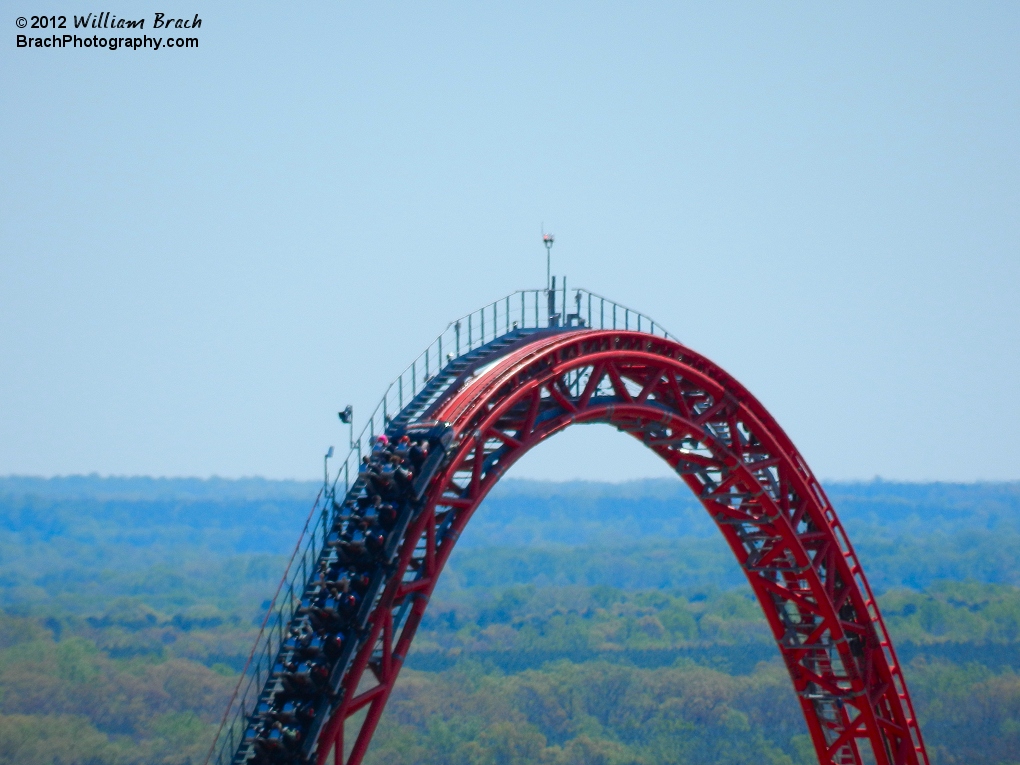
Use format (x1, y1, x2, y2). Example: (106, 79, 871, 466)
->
(210, 291, 929, 765)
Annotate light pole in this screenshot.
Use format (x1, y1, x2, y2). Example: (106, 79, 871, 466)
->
(338, 405, 354, 449)
(543, 233, 555, 289)
(323, 446, 334, 498)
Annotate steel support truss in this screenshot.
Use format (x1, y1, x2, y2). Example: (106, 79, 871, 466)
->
(313, 329, 928, 765)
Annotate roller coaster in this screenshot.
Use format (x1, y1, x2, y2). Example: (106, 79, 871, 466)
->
(206, 285, 930, 765)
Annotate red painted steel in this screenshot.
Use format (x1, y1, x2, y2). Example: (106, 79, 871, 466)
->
(316, 330, 929, 765)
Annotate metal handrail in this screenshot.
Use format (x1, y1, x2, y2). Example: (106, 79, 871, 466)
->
(207, 488, 333, 765)
(326, 286, 675, 499)
(206, 284, 675, 765)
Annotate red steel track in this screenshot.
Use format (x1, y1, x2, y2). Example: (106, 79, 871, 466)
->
(315, 329, 929, 765)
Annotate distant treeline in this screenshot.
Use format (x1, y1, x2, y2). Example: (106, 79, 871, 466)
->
(2, 475, 1019, 614)
(4, 474, 1019, 547)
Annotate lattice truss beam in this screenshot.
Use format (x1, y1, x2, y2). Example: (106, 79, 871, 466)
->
(317, 332, 927, 765)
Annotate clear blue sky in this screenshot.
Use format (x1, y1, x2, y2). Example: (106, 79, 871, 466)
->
(1, 2, 1017, 482)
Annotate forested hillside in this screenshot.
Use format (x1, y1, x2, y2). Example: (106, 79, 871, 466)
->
(0, 476, 1017, 764)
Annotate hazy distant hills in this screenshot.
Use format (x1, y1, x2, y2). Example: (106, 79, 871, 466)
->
(3, 473, 1018, 546)
(475, 477, 1020, 544)
(0, 475, 1018, 611)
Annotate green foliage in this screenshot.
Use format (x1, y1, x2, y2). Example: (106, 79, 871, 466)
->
(0, 476, 1019, 763)
(412, 582, 1020, 664)
(394, 584, 1020, 764)
(0, 713, 128, 765)
(366, 661, 809, 765)
(882, 581, 1020, 643)
(906, 659, 1020, 765)
(414, 585, 769, 659)
(0, 611, 233, 764)
(0, 586, 1017, 764)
